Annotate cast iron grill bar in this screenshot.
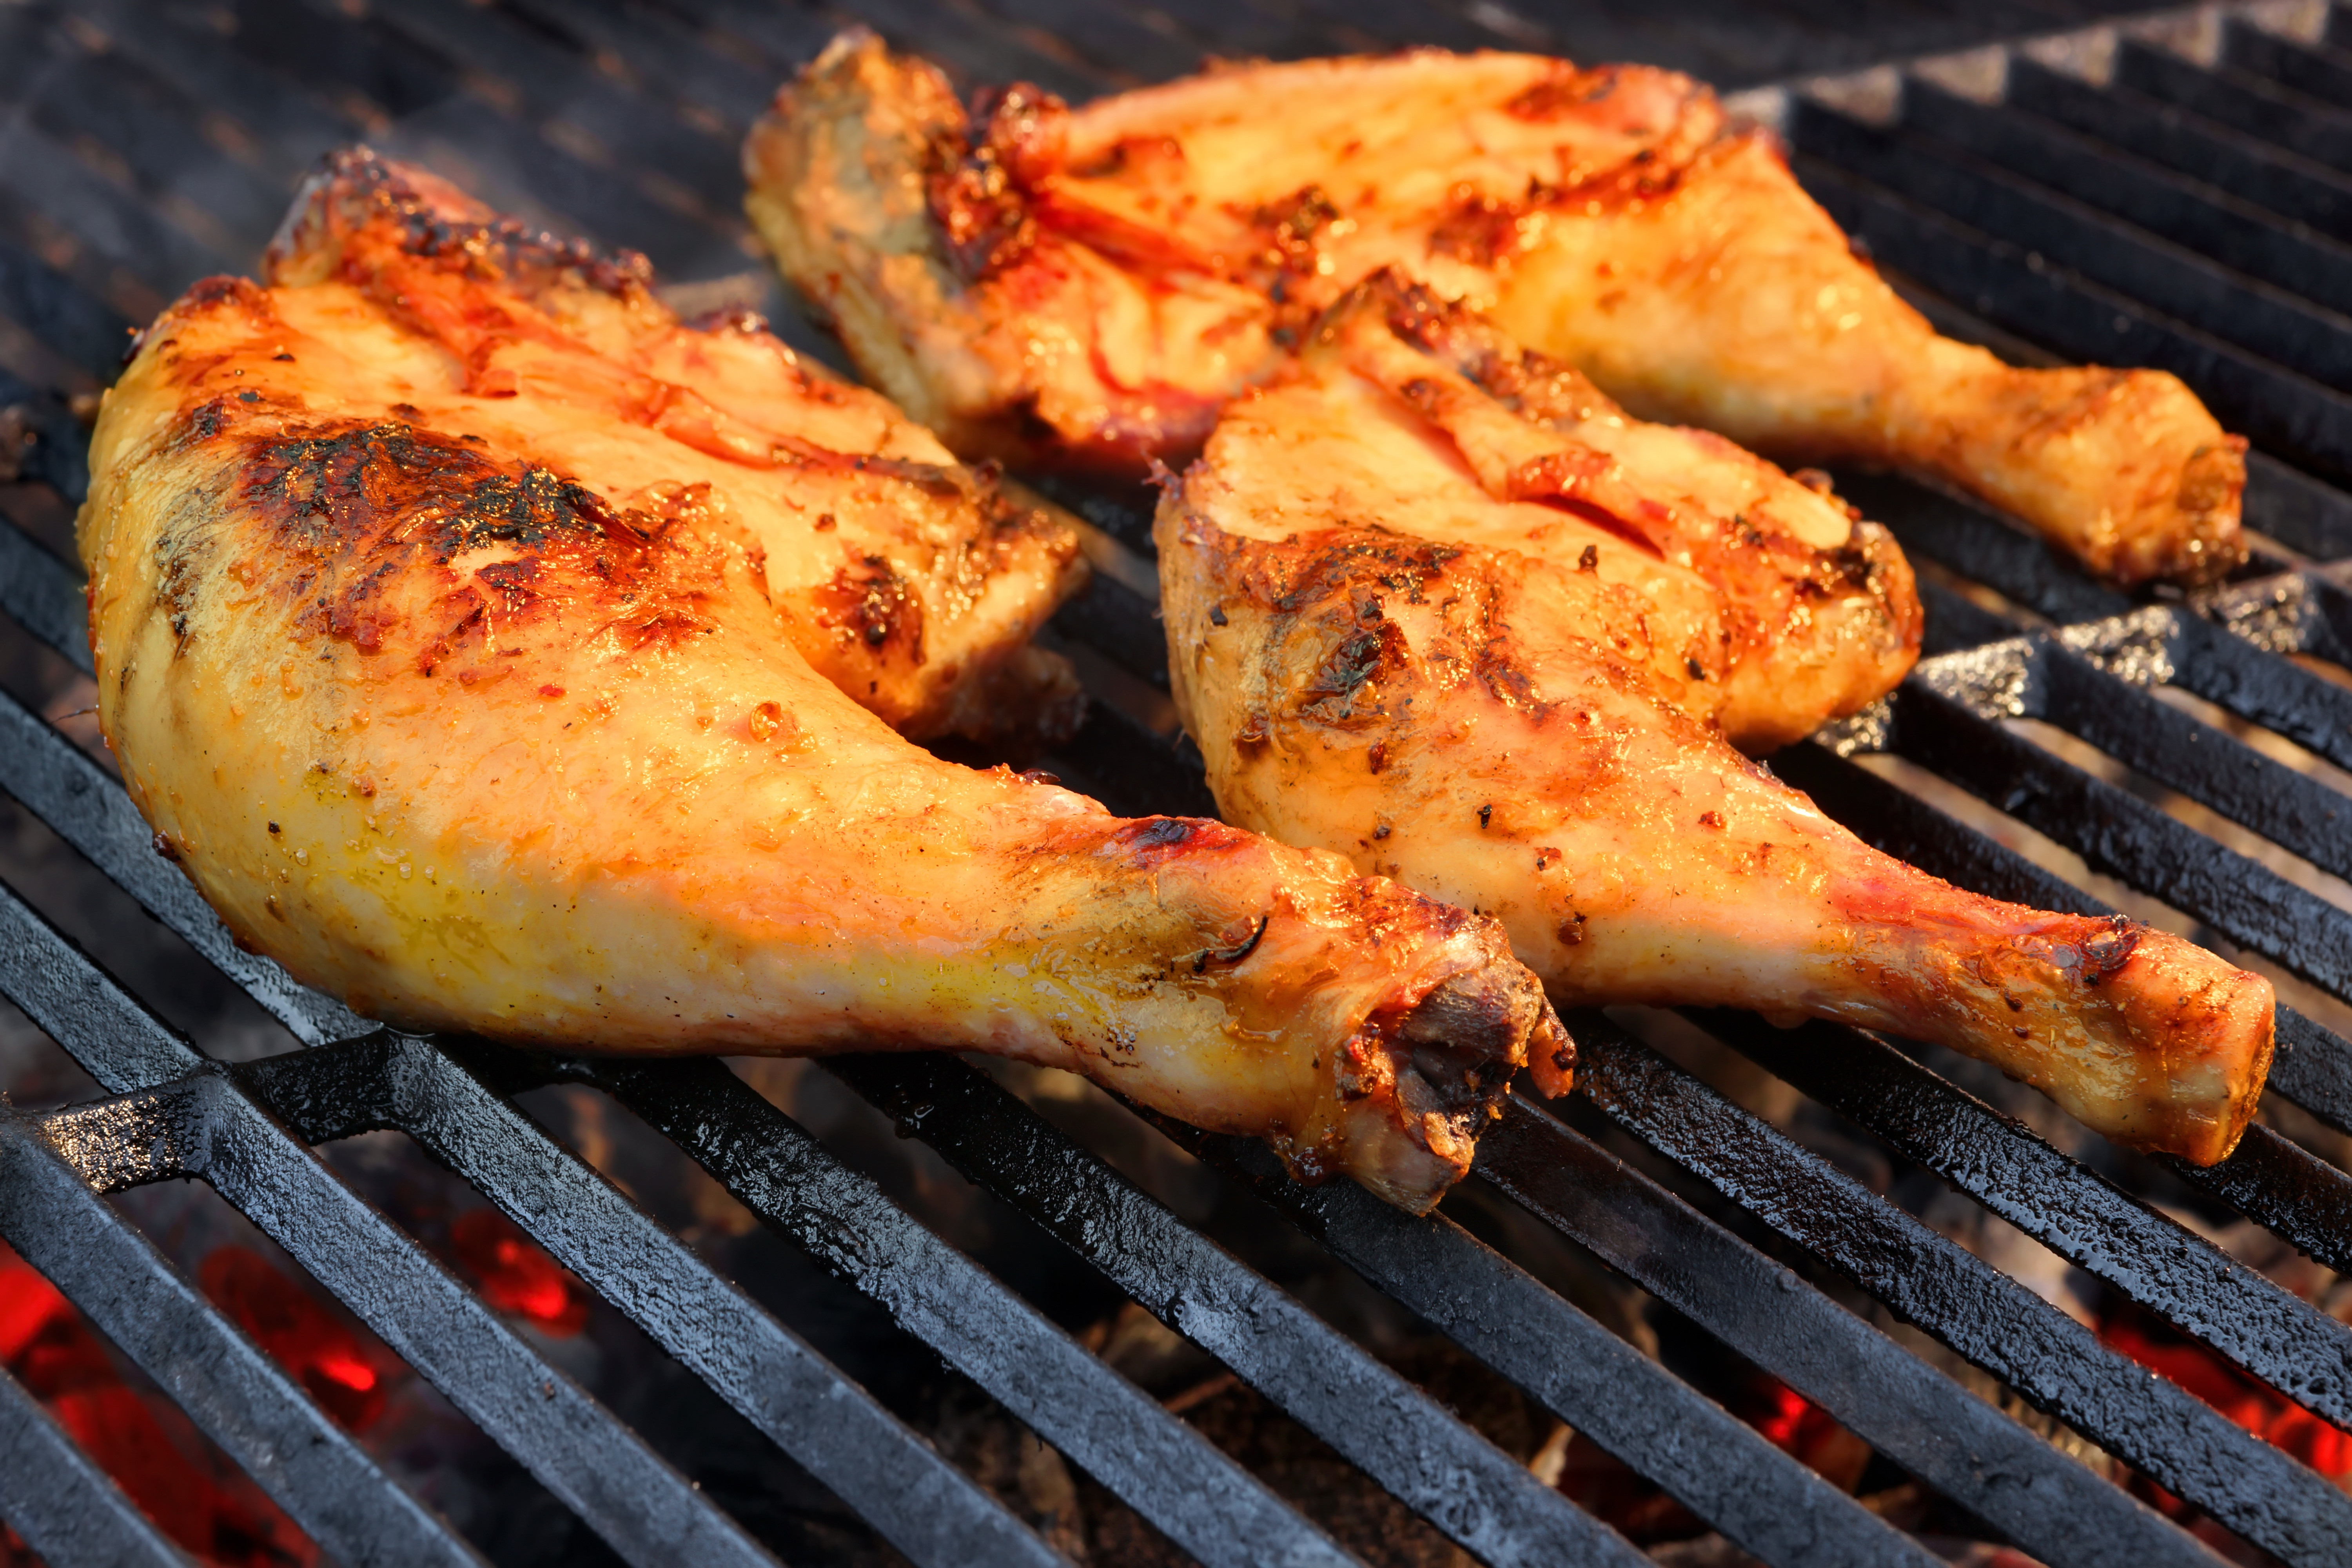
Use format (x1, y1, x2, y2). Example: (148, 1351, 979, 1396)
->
(1998, 54, 2352, 240)
(813, 1050, 1651, 1568)
(0, 877, 980, 1568)
(2115, 38, 2352, 171)
(829, 1047, 2218, 1568)
(1129, 1108, 1952, 1568)
(1469, 1094, 2222, 1568)
(1567, 1017, 2352, 1568)
(1895, 76, 2352, 320)
(1884, 679, 2352, 997)
(30, 1074, 795, 1568)
(581, 1044, 1609, 1568)
(2228, 18, 2352, 103)
(1692, 1006, 2352, 1430)
(1830, 473, 2352, 776)
(0, 1112, 487, 1568)
(247, 1035, 1361, 1568)
(0, 1360, 196, 1568)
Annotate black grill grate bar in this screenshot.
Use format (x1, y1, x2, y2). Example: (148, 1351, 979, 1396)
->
(1883, 679, 2352, 1001)
(0, 1112, 488, 1568)
(1569, 1019, 2352, 1568)
(1897, 74, 2352, 321)
(818, 1050, 1650, 1568)
(541, 1051, 1367, 1568)
(501, 0, 784, 126)
(0, 12, 292, 254)
(0, 1359, 196, 1568)
(240, 1034, 1123, 1568)
(0, 875, 937, 1568)
(2117, 36, 2352, 171)
(60, 0, 357, 169)
(1832, 474, 2352, 775)
(2225, 18, 2352, 111)
(1130, 1108, 1949, 1568)
(1472, 1093, 2224, 1568)
(2005, 54, 2352, 241)
(1920, 624, 2352, 886)
(1794, 96, 2352, 392)
(1693, 1007, 2352, 1432)
(371, 0, 753, 209)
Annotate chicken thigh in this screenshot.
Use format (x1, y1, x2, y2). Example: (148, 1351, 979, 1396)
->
(750, 32, 2246, 585)
(1157, 281, 2273, 1165)
(77, 151, 1564, 1212)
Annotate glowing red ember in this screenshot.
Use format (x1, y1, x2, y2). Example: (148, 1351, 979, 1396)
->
(450, 1209, 588, 1335)
(0, 1245, 316, 1566)
(199, 1246, 387, 1433)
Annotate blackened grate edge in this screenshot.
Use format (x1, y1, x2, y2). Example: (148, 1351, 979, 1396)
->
(6, 2, 2352, 1566)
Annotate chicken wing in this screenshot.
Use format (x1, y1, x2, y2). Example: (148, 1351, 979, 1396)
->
(1157, 283, 2273, 1165)
(77, 151, 1565, 1212)
(749, 33, 2246, 585)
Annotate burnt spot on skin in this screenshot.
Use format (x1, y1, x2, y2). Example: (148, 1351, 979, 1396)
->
(272, 147, 656, 302)
(192, 413, 716, 671)
(2078, 919, 2143, 985)
(1298, 620, 1408, 727)
(927, 83, 1068, 281)
(1248, 184, 1343, 276)
(1192, 913, 1269, 973)
(812, 553, 925, 663)
(1106, 815, 1257, 871)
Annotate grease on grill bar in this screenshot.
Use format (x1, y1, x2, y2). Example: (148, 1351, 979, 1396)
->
(6, 2, 2352, 1566)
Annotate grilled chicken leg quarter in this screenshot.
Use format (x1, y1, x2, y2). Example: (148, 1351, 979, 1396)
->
(750, 33, 2247, 585)
(1158, 281, 2274, 1166)
(78, 151, 1566, 1213)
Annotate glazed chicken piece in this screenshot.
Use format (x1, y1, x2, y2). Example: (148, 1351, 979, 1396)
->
(750, 33, 2246, 585)
(77, 151, 1566, 1212)
(1305, 273, 1921, 753)
(1158, 282, 2274, 1165)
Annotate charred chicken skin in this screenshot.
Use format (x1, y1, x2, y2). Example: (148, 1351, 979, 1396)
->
(78, 151, 1567, 1212)
(750, 32, 2246, 585)
(1158, 280, 2274, 1165)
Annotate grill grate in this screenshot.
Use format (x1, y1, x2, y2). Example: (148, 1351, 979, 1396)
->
(6, 2, 2352, 1566)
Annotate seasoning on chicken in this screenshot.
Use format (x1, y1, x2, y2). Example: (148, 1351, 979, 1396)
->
(749, 31, 2247, 586)
(1157, 280, 2274, 1166)
(78, 151, 1567, 1213)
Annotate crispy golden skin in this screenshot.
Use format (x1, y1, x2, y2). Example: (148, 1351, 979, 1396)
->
(1283, 274, 1920, 752)
(269, 151, 1087, 748)
(750, 33, 2246, 585)
(1158, 286, 2274, 1166)
(78, 152, 1567, 1212)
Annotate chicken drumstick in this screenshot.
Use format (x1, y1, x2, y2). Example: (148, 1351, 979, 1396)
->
(1157, 280, 2273, 1164)
(78, 152, 1562, 1212)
